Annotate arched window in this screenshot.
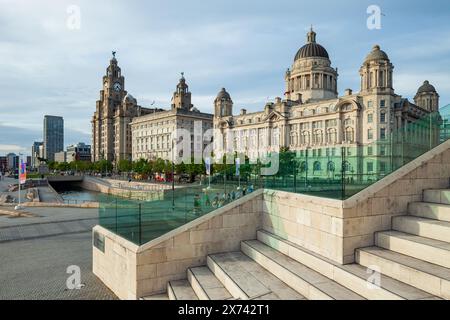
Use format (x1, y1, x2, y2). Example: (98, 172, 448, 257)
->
(345, 127, 354, 142)
(313, 161, 321, 173)
(300, 131, 310, 145)
(341, 104, 353, 112)
(299, 161, 307, 173)
(343, 161, 352, 172)
(327, 161, 335, 172)
(314, 130, 323, 144)
(326, 129, 337, 143)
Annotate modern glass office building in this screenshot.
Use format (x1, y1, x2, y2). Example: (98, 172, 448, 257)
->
(43, 115, 64, 162)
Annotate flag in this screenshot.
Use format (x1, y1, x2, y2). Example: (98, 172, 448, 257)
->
(235, 158, 240, 176)
(19, 159, 26, 184)
(205, 157, 211, 175)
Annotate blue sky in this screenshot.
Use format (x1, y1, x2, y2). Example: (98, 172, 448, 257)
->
(0, 0, 449, 155)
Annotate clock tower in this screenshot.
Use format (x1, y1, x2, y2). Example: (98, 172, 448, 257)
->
(102, 52, 126, 102)
(92, 52, 146, 164)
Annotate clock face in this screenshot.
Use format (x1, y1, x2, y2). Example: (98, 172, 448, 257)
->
(113, 82, 122, 92)
(104, 82, 108, 89)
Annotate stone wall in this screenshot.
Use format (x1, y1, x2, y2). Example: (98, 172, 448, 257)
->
(262, 190, 345, 263)
(81, 177, 163, 201)
(93, 190, 263, 299)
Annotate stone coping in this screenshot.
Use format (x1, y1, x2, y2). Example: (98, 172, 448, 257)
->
(343, 139, 450, 208)
(263, 189, 343, 208)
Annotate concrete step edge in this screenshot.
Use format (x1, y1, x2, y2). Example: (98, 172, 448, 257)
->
(241, 240, 365, 300)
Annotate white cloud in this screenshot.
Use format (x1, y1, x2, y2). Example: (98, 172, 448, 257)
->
(0, 0, 449, 156)
(0, 144, 26, 153)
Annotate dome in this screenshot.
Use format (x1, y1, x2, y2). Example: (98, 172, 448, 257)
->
(123, 93, 136, 104)
(365, 45, 389, 63)
(417, 80, 436, 94)
(216, 88, 231, 100)
(294, 28, 329, 60)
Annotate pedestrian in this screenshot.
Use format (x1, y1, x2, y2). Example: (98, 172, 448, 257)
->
(212, 193, 220, 208)
(193, 194, 201, 215)
(204, 193, 211, 207)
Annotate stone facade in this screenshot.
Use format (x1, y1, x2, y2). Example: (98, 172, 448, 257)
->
(213, 29, 440, 179)
(131, 74, 213, 161)
(91, 53, 161, 164)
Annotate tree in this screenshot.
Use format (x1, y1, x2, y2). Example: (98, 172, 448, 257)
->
(56, 162, 70, 171)
(70, 160, 90, 172)
(48, 161, 57, 170)
(117, 159, 132, 173)
(94, 160, 112, 173)
(133, 158, 148, 174)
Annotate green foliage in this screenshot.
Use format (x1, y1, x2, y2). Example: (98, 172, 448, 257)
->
(94, 160, 112, 172)
(48, 161, 57, 170)
(133, 158, 150, 174)
(278, 147, 296, 176)
(69, 161, 91, 172)
(56, 162, 70, 171)
(117, 159, 132, 173)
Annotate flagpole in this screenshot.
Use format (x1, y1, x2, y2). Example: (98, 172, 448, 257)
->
(15, 153, 23, 211)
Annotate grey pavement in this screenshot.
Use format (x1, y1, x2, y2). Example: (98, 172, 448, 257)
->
(0, 207, 98, 227)
(0, 232, 117, 300)
(0, 206, 117, 300)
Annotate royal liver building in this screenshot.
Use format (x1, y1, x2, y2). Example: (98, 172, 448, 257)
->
(213, 28, 440, 176)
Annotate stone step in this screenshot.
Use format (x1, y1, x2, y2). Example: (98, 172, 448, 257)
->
(187, 266, 233, 300)
(392, 216, 450, 243)
(357, 247, 450, 299)
(167, 280, 198, 300)
(257, 230, 437, 300)
(376, 231, 450, 269)
(424, 189, 450, 205)
(207, 252, 306, 300)
(241, 240, 364, 300)
(408, 202, 450, 222)
(140, 294, 169, 300)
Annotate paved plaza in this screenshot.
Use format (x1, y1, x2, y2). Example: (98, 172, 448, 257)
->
(0, 206, 117, 300)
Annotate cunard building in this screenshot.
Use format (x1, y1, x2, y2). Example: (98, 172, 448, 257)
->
(213, 28, 440, 178)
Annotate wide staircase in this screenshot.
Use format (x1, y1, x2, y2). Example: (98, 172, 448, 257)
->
(150, 188, 450, 300)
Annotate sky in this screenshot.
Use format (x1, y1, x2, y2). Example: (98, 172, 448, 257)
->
(0, 0, 449, 156)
